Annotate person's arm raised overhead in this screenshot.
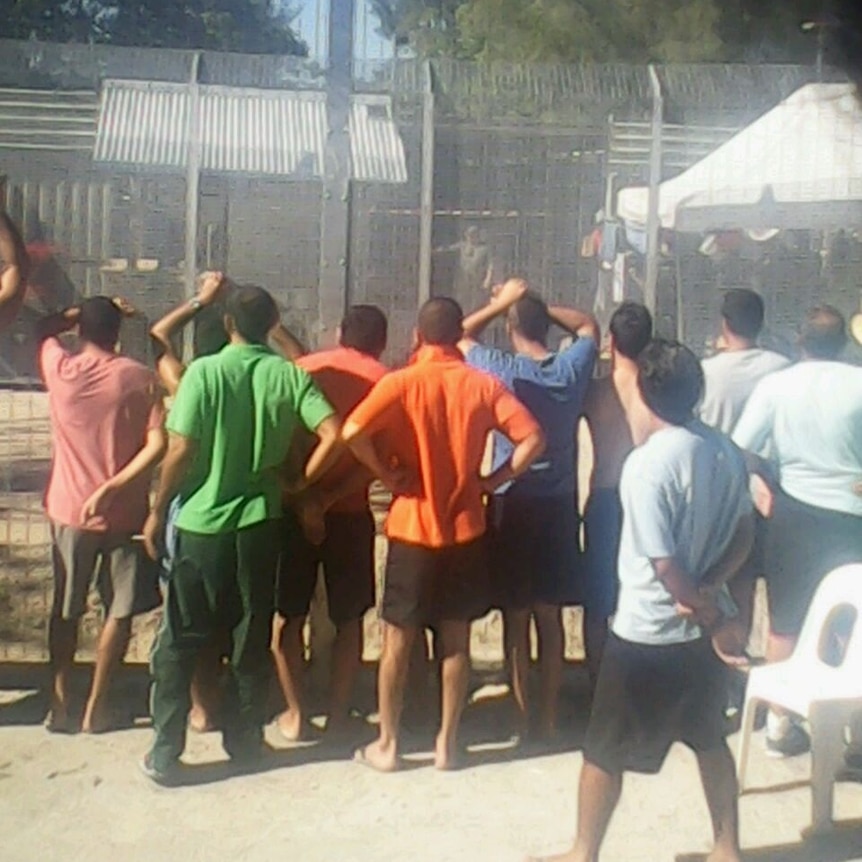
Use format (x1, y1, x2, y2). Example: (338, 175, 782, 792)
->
(458, 277, 528, 353)
(150, 271, 225, 396)
(0, 211, 30, 331)
(547, 303, 600, 344)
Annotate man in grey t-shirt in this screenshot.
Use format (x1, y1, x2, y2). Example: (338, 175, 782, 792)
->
(528, 340, 754, 862)
(699, 289, 790, 435)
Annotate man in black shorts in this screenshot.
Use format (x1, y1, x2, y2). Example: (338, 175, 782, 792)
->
(271, 306, 388, 740)
(734, 306, 862, 757)
(529, 340, 754, 862)
(461, 278, 598, 739)
(343, 298, 545, 771)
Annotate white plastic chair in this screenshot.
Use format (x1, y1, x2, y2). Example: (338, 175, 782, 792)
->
(736, 563, 862, 833)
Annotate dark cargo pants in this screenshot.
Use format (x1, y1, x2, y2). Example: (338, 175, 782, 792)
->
(149, 519, 278, 773)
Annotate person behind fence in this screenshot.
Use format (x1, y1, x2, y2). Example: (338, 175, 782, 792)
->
(0, 210, 29, 333)
(148, 271, 231, 734)
(269, 305, 388, 742)
(581, 301, 652, 684)
(36, 296, 166, 734)
(459, 278, 598, 740)
(140, 285, 342, 785)
(528, 339, 754, 862)
(342, 297, 545, 772)
(732, 305, 862, 759)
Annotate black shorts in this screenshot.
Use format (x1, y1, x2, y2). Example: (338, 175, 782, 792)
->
(764, 491, 862, 636)
(584, 632, 729, 775)
(582, 488, 623, 619)
(382, 537, 490, 629)
(490, 494, 582, 609)
(276, 511, 376, 626)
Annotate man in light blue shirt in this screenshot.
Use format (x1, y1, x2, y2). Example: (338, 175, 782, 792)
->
(733, 305, 862, 757)
(459, 277, 598, 740)
(529, 339, 754, 862)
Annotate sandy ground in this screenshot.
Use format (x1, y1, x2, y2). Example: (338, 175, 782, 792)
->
(1, 663, 861, 862)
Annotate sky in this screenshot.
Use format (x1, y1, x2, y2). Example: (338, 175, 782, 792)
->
(289, 0, 394, 63)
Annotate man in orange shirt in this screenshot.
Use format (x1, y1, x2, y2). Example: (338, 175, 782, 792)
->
(270, 305, 389, 741)
(343, 297, 545, 771)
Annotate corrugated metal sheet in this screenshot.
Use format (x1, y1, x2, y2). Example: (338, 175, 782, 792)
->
(350, 99, 408, 183)
(200, 87, 326, 176)
(94, 80, 407, 183)
(94, 82, 188, 166)
(0, 87, 97, 152)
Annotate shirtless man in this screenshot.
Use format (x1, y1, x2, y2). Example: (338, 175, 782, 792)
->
(149, 272, 230, 732)
(0, 211, 29, 332)
(581, 302, 652, 682)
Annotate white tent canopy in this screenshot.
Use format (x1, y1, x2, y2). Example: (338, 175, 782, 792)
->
(617, 83, 862, 232)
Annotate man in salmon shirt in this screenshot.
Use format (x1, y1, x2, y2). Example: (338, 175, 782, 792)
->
(36, 296, 166, 733)
(343, 297, 546, 771)
(269, 305, 389, 741)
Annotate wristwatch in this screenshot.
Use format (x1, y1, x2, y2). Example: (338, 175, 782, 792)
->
(188, 297, 203, 312)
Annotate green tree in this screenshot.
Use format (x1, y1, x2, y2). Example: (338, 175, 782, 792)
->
(372, 0, 827, 64)
(1, 0, 306, 55)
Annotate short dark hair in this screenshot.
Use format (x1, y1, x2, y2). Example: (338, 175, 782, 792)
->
(721, 289, 765, 340)
(339, 304, 388, 357)
(79, 296, 122, 350)
(417, 297, 463, 346)
(226, 284, 279, 344)
(637, 338, 704, 426)
(193, 304, 229, 357)
(508, 293, 550, 344)
(610, 302, 653, 359)
(800, 305, 847, 359)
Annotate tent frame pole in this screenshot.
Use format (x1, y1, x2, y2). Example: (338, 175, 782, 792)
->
(644, 65, 663, 317)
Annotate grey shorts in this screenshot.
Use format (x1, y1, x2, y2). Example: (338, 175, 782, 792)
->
(50, 522, 158, 620)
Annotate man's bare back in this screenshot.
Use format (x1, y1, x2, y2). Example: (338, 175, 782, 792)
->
(583, 373, 635, 491)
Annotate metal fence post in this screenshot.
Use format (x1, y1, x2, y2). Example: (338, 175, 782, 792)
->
(418, 60, 435, 306)
(317, 0, 354, 347)
(644, 64, 663, 316)
(183, 51, 202, 362)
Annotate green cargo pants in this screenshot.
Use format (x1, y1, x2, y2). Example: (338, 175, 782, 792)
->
(149, 519, 278, 773)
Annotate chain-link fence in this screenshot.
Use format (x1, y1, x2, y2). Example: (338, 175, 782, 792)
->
(1, 39, 859, 660)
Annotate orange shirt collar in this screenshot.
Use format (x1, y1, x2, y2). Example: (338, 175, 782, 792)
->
(409, 344, 464, 366)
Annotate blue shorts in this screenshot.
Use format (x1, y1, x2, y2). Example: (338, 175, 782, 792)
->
(583, 487, 623, 619)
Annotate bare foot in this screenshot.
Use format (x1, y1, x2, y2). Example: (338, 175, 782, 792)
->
(434, 734, 463, 771)
(354, 740, 398, 773)
(45, 702, 75, 734)
(275, 709, 306, 742)
(81, 699, 112, 734)
(188, 706, 217, 734)
(705, 848, 742, 862)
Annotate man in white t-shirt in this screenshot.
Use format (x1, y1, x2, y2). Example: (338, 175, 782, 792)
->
(698, 289, 791, 711)
(529, 339, 754, 862)
(734, 305, 862, 758)
(699, 289, 790, 435)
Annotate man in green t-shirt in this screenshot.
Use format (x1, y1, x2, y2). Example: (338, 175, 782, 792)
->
(140, 284, 340, 784)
